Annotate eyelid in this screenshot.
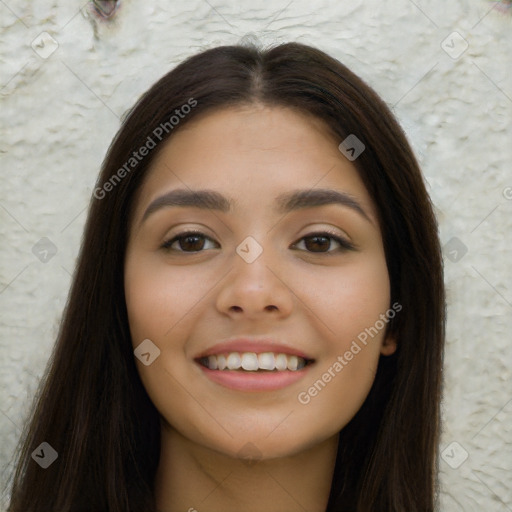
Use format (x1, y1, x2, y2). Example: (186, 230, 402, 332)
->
(160, 224, 216, 244)
(302, 227, 351, 242)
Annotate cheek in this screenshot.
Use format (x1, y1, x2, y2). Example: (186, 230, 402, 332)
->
(124, 254, 212, 344)
(292, 255, 390, 426)
(124, 254, 219, 438)
(295, 253, 391, 348)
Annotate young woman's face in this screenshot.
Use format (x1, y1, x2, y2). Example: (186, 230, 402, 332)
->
(124, 105, 396, 460)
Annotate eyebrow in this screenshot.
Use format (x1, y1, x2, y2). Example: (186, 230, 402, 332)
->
(141, 188, 372, 224)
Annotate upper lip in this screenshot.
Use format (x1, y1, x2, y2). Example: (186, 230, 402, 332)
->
(194, 336, 314, 360)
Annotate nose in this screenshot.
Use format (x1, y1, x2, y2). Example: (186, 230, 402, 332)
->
(215, 244, 294, 320)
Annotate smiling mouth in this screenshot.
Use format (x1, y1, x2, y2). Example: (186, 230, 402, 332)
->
(197, 352, 315, 372)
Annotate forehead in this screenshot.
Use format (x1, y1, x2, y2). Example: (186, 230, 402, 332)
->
(132, 105, 378, 221)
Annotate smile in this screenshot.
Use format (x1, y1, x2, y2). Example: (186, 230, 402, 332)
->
(195, 352, 315, 392)
(198, 352, 313, 372)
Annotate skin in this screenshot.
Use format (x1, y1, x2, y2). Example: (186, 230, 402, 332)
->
(124, 105, 396, 512)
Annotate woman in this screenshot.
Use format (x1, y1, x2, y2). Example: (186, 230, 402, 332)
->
(6, 41, 445, 511)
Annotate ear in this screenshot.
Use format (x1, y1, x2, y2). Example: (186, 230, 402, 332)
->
(380, 335, 397, 356)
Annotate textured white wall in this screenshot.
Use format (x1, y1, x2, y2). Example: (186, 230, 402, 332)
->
(1, 1, 511, 510)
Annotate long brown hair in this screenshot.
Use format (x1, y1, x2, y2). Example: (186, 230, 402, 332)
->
(5, 42, 445, 511)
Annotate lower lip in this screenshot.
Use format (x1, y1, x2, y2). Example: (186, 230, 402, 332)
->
(197, 363, 312, 391)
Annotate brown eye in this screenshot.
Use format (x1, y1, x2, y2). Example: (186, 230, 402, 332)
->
(161, 232, 218, 252)
(304, 235, 332, 252)
(293, 232, 355, 253)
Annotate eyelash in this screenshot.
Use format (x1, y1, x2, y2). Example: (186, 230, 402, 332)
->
(160, 230, 355, 254)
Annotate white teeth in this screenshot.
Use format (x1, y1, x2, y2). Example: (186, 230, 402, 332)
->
(207, 355, 218, 370)
(203, 352, 309, 371)
(226, 353, 242, 370)
(275, 354, 288, 371)
(287, 355, 298, 371)
(217, 354, 227, 370)
(241, 352, 259, 371)
(258, 352, 275, 370)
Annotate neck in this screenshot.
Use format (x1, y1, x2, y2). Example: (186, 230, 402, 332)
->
(154, 424, 338, 512)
